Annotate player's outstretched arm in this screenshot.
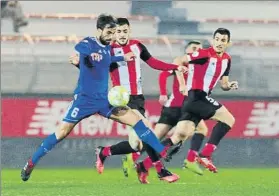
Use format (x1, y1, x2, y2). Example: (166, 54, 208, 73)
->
(138, 43, 179, 71)
(173, 57, 188, 96)
(158, 71, 173, 105)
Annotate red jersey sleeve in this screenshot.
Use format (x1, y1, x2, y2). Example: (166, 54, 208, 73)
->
(159, 70, 174, 95)
(138, 42, 178, 71)
(187, 48, 209, 65)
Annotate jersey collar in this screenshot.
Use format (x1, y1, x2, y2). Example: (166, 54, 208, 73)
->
(94, 37, 106, 48)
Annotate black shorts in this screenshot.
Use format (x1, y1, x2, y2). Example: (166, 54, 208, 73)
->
(127, 94, 145, 116)
(179, 90, 222, 126)
(157, 106, 181, 127)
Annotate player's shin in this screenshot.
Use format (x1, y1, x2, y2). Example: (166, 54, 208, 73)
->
(200, 122, 231, 157)
(31, 133, 60, 165)
(133, 120, 165, 153)
(111, 109, 165, 154)
(102, 141, 138, 157)
(141, 143, 165, 172)
(187, 133, 205, 162)
(31, 122, 74, 165)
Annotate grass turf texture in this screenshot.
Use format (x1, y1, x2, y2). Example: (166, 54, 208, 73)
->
(2, 168, 278, 196)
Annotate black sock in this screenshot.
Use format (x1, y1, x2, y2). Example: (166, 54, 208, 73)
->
(142, 142, 160, 162)
(161, 138, 174, 146)
(208, 122, 231, 146)
(190, 133, 205, 151)
(110, 141, 137, 155)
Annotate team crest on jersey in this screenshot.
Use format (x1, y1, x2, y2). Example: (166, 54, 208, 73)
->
(192, 51, 199, 57)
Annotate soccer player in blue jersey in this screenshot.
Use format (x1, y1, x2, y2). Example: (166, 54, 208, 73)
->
(21, 14, 183, 182)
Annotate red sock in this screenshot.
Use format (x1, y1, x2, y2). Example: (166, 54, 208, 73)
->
(142, 157, 153, 170)
(153, 161, 164, 173)
(132, 152, 141, 162)
(160, 145, 171, 158)
(102, 146, 111, 156)
(200, 143, 217, 157)
(187, 149, 198, 162)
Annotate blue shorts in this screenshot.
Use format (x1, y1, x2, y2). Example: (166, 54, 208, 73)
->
(63, 94, 114, 123)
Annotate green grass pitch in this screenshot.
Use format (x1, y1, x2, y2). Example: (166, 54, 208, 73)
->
(2, 168, 278, 196)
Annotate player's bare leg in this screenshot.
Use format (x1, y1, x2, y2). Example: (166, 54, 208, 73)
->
(197, 106, 235, 173)
(128, 122, 173, 167)
(96, 107, 179, 183)
(170, 120, 203, 175)
(137, 121, 194, 182)
(183, 120, 208, 172)
(112, 108, 179, 183)
(120, 109, 153, 177)
(21, 122, 75, 181)
(134, 122, 177, 183)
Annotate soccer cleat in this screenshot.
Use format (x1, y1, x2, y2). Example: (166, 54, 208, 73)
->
(95, 146, 106, 174)
(158, 168, 180, 183)
(21, 158, 35, 182)
(197, 156, 218, 173)
(135, 162, 149, 184)
(122, 153, 134, 177)
(184, 159, 203, 175)
(164, 142, 183, 162)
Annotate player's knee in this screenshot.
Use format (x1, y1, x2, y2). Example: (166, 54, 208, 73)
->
(112, 106, 129, 116)
(196, 124, 208, 136)
(223, 112, 235, 128)
(129, 138, 141, 151)
(55, 126, 71, 140)
(153, 124, 169, 140)
(56, 124, 73, 139)
(175, 120, 195, 140)
(230, 115, 236, 127)
(175, 129, 191, 141)
(177, 120, 195, 132)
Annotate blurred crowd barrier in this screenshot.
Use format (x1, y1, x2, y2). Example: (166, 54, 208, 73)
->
(1, 1, 279, 96)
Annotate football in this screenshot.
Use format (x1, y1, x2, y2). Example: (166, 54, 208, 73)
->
(108, 86, 130, 107)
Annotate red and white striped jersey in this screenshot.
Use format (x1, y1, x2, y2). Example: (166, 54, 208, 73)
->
(110, 39, 178, 95)
(187, 47, 231, 94)
(110, 40, 143, 95)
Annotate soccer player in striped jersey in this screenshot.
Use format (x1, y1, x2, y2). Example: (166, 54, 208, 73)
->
(134, 41, 209, 183)
(175, 28, 239, 174)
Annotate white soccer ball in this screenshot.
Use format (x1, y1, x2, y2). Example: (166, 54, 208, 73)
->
(108, 86, 130, 107)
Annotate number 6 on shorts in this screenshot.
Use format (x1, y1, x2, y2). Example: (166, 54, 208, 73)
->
(71, 107, 79, 118)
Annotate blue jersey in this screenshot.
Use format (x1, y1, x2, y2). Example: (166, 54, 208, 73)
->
(74, 37, 124, 99)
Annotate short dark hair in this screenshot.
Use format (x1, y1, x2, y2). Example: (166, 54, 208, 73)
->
(213, 28, 231, 42)
(186, 40, 201, 47)
(96, 14, 117, 30)
(117, 17, 130, 26)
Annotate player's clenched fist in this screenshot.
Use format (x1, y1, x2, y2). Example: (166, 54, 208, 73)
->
(124, 52, 136, 61)
(179, 84, 188, 96)
(69, 53, 79, 66)
(159, 95, 168, 106)
(177, 66, 188, 73)
(228, 81, 238, 90)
